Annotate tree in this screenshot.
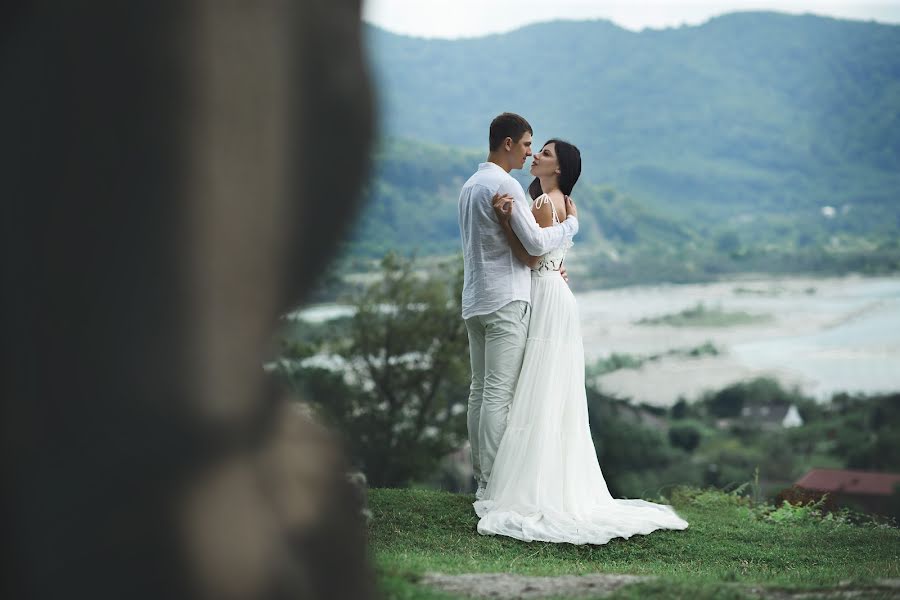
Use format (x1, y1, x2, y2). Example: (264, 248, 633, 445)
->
(706, 377, 794, 419)
(586, 387, 684, 496)
(274, 253, 471, 487)
(668, 424, 701, 453)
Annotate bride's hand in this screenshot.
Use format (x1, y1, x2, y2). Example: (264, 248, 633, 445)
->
(565, 195, 578, 220)
(492, 192, 514, 225)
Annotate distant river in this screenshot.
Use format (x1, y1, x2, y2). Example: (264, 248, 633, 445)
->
(293, 275, 900, 405)
(577, 275, 900, 404)
(728, 279, 900, 400)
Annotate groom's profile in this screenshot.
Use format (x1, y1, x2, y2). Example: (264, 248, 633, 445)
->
(458, 112, 579, 499)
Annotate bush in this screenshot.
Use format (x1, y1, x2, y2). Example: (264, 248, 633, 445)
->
(274, 253, 471, 487)
(774, 486, 839, 512)
(587, 387, 687, 496)
(671, 398, 689, 419)
(669, 423, 702, 452)
(704, 377, 805, 418)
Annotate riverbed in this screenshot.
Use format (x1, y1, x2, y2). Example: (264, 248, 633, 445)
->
(292, 274, 900, 407)
(578, 275, 900, 405)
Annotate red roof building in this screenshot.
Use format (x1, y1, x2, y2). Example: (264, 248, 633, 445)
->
(795, 468, 900, 517)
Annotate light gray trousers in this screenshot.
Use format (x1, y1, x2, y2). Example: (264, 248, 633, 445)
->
(464, 300, 530, 487)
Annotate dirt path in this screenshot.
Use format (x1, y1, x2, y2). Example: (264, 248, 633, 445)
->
(420, 572, 650, 598)
(420, 572, 900, 599)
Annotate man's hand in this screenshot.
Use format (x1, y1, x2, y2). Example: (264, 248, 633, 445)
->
(565, 195, 578, 221)
(560, 264, 569, 284)
(492, 192, 514, 225)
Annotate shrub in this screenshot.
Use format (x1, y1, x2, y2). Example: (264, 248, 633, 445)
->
(669, 423, 702, 452)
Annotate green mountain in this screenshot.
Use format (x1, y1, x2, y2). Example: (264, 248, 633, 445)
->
(348, 138, 481, 257)
(341, 13, 900, 287)
(349, 138, 693, 257)
(346, 134, 899, 289)
(363, 12, 900, 222)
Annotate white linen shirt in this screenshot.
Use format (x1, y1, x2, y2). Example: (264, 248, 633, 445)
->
(458, 162, 579, 319)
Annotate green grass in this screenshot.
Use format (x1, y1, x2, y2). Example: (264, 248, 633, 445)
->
(368, 486, 900, 599)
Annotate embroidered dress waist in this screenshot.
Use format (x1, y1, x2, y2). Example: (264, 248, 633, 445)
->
(531, 264, 563, 278)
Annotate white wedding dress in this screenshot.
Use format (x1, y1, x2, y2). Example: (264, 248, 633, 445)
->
(473, 194, 689, 545)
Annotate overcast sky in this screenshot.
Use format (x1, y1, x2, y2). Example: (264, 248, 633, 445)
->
(362, 0, 900, 38)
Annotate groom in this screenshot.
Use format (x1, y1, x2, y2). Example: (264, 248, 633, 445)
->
(458, 112, 579, 499)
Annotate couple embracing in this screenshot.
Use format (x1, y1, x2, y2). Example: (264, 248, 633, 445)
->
(458, 113, 689, 545)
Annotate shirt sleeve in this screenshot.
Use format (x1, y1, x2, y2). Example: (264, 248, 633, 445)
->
(504, 181, 579, 257)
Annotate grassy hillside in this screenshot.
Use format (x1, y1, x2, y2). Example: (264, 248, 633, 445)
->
(368, 487, 900, 599)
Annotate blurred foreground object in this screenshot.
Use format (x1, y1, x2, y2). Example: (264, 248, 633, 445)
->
(2, 1, 374, 599)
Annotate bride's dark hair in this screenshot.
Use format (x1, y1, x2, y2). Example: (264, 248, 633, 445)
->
(528, 139, 582, 200)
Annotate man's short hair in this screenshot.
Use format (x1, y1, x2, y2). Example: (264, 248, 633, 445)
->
(489, 112, 533, 151)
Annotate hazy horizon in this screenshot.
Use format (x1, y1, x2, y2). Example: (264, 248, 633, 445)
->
(362, 1, 900, 39)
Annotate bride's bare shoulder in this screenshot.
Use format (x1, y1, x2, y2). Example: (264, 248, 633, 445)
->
(546, 189, 567, 219)
(531, 193, 555, 227)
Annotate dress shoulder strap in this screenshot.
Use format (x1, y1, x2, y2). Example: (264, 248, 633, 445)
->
(533, 193, 560, 225)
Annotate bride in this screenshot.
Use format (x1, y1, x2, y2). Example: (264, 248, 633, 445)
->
(475, 138, 689, 545)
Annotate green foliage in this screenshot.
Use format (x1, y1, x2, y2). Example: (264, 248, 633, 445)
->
(586, 352, 645, 377)
(701, 441, 768, 490)
(275, 253, 471, 487)
(685, 341, 721, 357)
(704, 377, 799, 418)
(667, 485, 753, 510)
(586, 343, 720, 378)
(347, 139, 481, 258)
(672, 383, 900, 513)
(669, 423, 702, 453)
(758, 498, 834, 526)
(586, 388, 695, 497)
(751, 493, 897, 530)
(636, 303, 771, 327)
(671, 398, 689, 420)
(827, 393, 900, 471)
(669, 402, 716, 424)
(707, 386, 746, 419)
(852, 428, 900, 471)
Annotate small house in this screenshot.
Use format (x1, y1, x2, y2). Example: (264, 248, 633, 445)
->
(795, 468, 900, 516)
